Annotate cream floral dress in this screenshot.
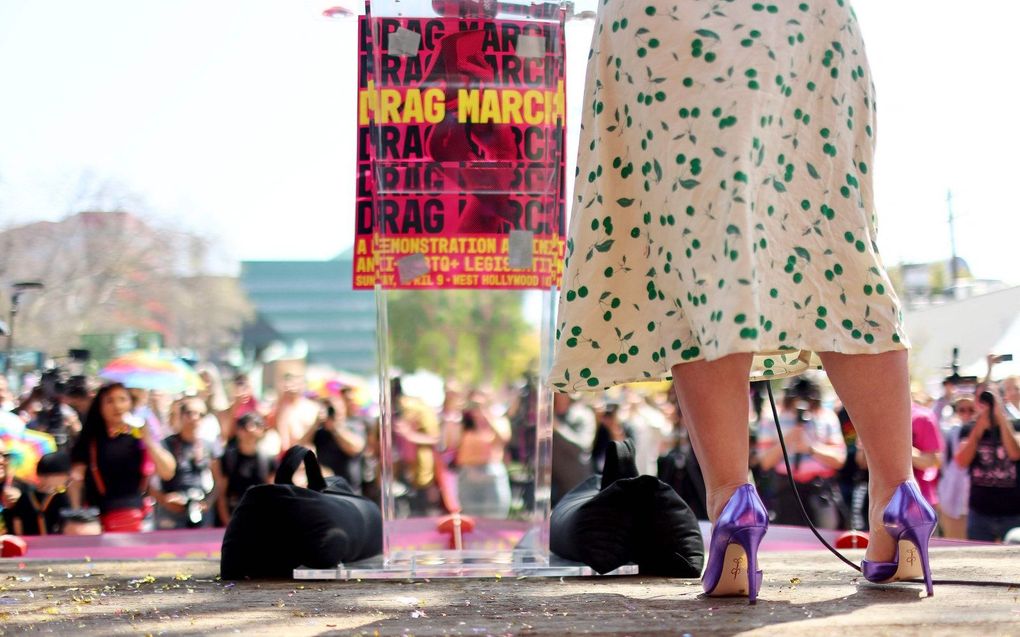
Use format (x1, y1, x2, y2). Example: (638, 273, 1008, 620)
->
(550, 0, 908, 392)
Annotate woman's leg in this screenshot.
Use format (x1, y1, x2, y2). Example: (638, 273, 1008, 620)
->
(671, 353, 754, 521)
(817, 350, 914, 561)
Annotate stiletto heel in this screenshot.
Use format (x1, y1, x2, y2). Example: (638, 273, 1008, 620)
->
(702, 484, 769, 604)
(902, 524, 936, 596)
(861, 481, 937, 597)
(734, 526, 767, 603)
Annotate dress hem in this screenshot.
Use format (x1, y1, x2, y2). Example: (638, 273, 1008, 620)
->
(548, 340, 909, 393)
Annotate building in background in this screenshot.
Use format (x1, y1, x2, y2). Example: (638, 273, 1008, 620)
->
(240, 250, 376, 377)
(903, 284, 1020, 384)
(0, 211, 251, 368)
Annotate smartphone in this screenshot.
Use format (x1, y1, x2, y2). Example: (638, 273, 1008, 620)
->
(997, 354, 1014, 362)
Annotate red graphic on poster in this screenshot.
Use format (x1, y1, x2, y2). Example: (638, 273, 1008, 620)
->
(353, 3, 566, 289)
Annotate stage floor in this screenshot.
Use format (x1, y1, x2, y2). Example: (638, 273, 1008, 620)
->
(0, 544, 1017, 636)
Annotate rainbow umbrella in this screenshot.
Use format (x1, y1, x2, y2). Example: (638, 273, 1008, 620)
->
(308, 371, 375, 411)
(99, 350, 204, 393)
(1, 429, 57, 481)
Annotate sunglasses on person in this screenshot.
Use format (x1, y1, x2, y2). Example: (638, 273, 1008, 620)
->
(182, 408, 207, 418)
(955, 405, 975, 415)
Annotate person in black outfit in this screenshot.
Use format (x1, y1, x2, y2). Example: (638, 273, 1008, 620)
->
(656, 401, 708, 520)
(953, 389, 1020, 542)
(299, 398, 366, 493)
(152, 397, 218, 529)
(591, 401, 635, 475)
(2, 452, 72, 536)
(836, 406, 870, 531)
(68, 383, 177, 533)
(24, 374, 81, 451)
(551, 393, 596, 506)
(215, 412, 277, 526)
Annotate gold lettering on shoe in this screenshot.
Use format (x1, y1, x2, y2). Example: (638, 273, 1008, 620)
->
(905, 548, 917, 568)
(729, 556, 744, 580)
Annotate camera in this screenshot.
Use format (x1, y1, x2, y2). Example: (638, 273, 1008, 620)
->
(944, 347, 978, 392)
(36, 368, 71, 446)
(39, 368, 67, 400)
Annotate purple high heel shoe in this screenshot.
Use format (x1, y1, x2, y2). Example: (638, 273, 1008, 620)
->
(861, 481, 937, 596)
(702, 484, 769, 604)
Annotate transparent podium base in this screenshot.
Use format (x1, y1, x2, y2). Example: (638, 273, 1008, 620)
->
(293, 549, 639, 580)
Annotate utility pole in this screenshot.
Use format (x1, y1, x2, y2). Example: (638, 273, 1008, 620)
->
(3, 281, 45, 388)
(947, 189, 958, 297)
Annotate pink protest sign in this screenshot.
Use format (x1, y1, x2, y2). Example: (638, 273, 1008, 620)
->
(353, 11, 566, 289)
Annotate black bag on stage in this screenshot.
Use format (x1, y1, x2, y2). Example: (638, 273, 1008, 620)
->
(550, 440, 704, 577)
(220, 446, 382, 579)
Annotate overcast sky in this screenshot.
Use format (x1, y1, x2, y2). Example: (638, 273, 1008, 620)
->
(1, 0, 1016, 284)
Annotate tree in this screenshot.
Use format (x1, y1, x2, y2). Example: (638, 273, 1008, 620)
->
(929, 261, 948, 298)
(886, 263, 907, 302)
(0, 210, 252, 365)
(385, 289, 539, 386)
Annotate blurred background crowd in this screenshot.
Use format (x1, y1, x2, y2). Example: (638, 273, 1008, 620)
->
(2, 351, 1017, 546)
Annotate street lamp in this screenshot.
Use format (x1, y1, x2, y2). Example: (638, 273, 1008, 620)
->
(3, 281, 45, 380)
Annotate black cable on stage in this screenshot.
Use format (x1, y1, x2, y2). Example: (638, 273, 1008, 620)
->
(766, 382, 861, 572)
(764, 382, 1020, 590)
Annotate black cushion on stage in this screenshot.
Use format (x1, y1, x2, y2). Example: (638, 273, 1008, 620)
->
(550, 440, 704, 577)
(220, 446, 382, 579)
(550, 473, 641, 574)
(632, 478, 704, 577)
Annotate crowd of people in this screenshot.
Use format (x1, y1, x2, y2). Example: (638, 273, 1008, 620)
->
(1, 357, 1018, 547)
(0, 368, 362, 536)
(550, 356, 1020, 545)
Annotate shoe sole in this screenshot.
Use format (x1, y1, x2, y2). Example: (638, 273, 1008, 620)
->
(706, 542, 750, 597)
(889, 539, 923, 582)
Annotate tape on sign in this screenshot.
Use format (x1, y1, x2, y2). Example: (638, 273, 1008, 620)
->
(516, 35, 546, 59)
(397, 253, 430, 283)
(389, 27, 422, 57)
(509, 230, 535, 269)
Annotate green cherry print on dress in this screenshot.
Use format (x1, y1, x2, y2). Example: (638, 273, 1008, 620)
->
(550, 0, 909, 392)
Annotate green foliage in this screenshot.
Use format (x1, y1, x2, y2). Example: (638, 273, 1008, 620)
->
(886, 264, 906, 301)
(385, 289, 538, 386)
(928, 261, 948, 298)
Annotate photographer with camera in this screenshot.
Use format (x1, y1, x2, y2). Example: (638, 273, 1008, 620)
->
(953, 388, 1020, 542)
(215, 412, 277, 525)
(298, 397, 366, 493)
(448, 391, 513, 519)
(151, 396, 218, 529)
(938, 394, 976, 538)
(61, 376, 93, 424)
(756, 376, 848, 529)
(23, 369, 81, 451)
